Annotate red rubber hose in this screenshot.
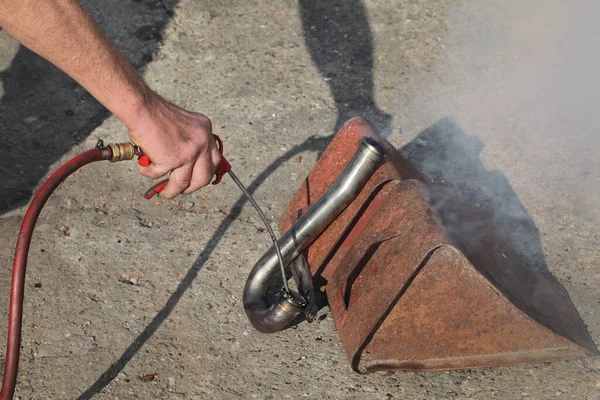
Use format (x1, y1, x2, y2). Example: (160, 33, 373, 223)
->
(0, 149, 108, 400)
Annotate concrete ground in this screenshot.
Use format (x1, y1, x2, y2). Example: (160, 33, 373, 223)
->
(0, 0, 599, 398)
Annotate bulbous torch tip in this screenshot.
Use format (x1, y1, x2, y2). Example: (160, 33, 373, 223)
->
(246, 290, 306, 333)
(107, 142, 141, 162)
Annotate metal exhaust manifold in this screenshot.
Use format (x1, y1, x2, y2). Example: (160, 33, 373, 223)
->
(243, 136, 386, 333)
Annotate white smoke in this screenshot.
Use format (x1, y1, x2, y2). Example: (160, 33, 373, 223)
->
(398, 0, 600, 273)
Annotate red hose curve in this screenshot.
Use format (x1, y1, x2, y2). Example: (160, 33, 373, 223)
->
(0, 149, 108, 400)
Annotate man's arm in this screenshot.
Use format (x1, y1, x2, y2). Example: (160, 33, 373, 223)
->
(0, 0, 220, 198)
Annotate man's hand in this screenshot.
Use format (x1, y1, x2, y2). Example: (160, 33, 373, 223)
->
(0, 0, 218, 198)
(130, 94, 222, 198)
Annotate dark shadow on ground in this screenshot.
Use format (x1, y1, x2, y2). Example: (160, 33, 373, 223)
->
(0, 0, 177, 215)
(298, 0, 392, 134)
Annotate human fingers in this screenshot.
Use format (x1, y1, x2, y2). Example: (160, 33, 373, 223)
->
(182, 147, 222, 194)
(159, 163, 194, 199)
(137, 159, 170, 180)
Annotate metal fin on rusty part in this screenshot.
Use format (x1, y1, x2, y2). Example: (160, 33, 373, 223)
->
(279, 117, 599, 373)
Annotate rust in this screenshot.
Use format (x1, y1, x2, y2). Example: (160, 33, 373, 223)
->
(279, 117, 598, 373)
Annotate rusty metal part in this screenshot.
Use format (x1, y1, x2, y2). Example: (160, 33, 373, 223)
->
(243, 137, 386, 333)
(279, 117, 598, 372)
(279, 120, 426, 281)
(108, 142, 139, 162)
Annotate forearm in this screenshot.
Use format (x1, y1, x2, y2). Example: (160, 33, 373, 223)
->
(0, 0, 150, 129)
(0, 0, 221, 198)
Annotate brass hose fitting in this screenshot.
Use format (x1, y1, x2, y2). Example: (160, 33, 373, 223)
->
(107, 142, 140, 162)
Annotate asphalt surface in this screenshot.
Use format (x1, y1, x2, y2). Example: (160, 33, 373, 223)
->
(0, 0, 598, 399)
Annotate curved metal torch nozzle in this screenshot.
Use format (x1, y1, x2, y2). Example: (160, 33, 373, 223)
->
(243, 137, 386, 333)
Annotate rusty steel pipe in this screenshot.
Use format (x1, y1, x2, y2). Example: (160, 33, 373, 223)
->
(243, 137, 386, 333)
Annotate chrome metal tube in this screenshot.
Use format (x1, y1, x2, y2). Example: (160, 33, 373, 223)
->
(243, 137, 386, 333)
